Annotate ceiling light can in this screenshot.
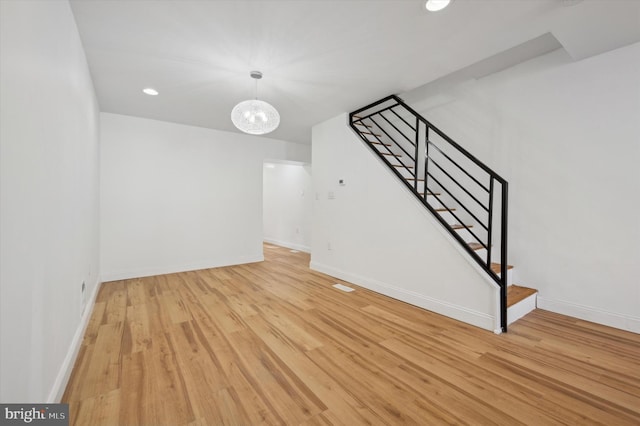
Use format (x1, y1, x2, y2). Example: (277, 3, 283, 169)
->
(425, 0, 451, 12)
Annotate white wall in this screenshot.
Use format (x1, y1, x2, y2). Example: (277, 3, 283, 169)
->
(407, 43, 640, 332)
(311, 114, 500, 331)
(100, 113, 310, 281)
(0, 0, 100, 402)
(263, 163, 313, 252)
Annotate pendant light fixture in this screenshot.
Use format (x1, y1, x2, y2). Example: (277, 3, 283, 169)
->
(231, 71, 280, 135)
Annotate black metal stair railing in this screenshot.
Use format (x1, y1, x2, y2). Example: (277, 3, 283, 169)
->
(349, 94, 509, 332)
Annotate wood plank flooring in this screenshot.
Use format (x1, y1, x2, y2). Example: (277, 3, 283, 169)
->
(62, 244, 640, 425)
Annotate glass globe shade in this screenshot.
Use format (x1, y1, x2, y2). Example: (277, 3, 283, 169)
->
(231, 99, 280, 135)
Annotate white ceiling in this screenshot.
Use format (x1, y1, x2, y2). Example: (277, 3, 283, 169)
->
(69, 0, 640, 144)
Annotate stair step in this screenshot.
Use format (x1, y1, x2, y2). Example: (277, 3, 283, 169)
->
(507, 284, 537, 325)
(451, 223, 473, 230)
(468, 242, 485, 251)
(406, 178, 425, 181)
(433, 209, 458, 226)
(490, 263, 513, 275)
(354, 121, 372, 128)
(507, 285, 537, 308)
(395, 166, 418, 176)
(361, 131, 382, 137)
(424, 193, 447, 211)
(417, 192, 441, 196)
(381, 152, 402, 158)
(371, 141, 392, 147)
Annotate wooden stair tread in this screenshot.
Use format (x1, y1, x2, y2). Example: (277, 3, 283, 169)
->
(405, 178, 425, 181)
(490, 263, 514, 274)
(451, 223, 473, 230)
(507, 285, 537, 307)
(468, 242, 485, 251)
(354, 121, 372, 128)
(371, 141, 392, 146)
(435, 207, 456, 212)
(418, 192, 441, 196)
(361, 131, 382, 137)
(381, 152, 402, 157)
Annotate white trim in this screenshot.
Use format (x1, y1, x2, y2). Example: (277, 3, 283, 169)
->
(263, 159, 310, 167)
(263, 238, 311, 253)
(101, 254, 264, 282)
(537, 297, 640, 334)
(310, 261, 495, 331)
(493, 288, 503, 334)
(47, 278, 102, 403)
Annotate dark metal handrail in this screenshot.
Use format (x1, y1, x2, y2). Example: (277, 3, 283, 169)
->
(349, 94, 509, 332)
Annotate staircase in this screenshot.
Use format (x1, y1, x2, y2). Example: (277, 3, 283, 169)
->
(349, 95, 536, 332)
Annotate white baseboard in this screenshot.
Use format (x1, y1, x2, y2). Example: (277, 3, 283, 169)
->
(100, 254, 264, 282)
(537, 297, 640, 334)
(310, 261, 495, 331)
(47, 277, 102, 403)
(263, 238, 311, 253)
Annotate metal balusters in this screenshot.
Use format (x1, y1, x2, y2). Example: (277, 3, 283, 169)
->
(349, 94, 509, 332)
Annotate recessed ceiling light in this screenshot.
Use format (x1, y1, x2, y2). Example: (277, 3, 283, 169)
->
(425, 0, 451, 12)
(142, 88, 159, 96)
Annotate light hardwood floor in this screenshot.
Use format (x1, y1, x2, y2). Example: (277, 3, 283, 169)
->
(63, 244, 640, 425)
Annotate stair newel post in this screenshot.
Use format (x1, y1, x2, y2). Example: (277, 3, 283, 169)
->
(500, 180, 509, 332)
(414, 117, 420, 192)
(486, 177, 494, 267)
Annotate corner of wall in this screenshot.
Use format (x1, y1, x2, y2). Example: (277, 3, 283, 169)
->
(47, 277, 102, 403)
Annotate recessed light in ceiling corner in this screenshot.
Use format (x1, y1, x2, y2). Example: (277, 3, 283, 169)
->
(142, 87, 159, 96)
(425, 0, 451, 12)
